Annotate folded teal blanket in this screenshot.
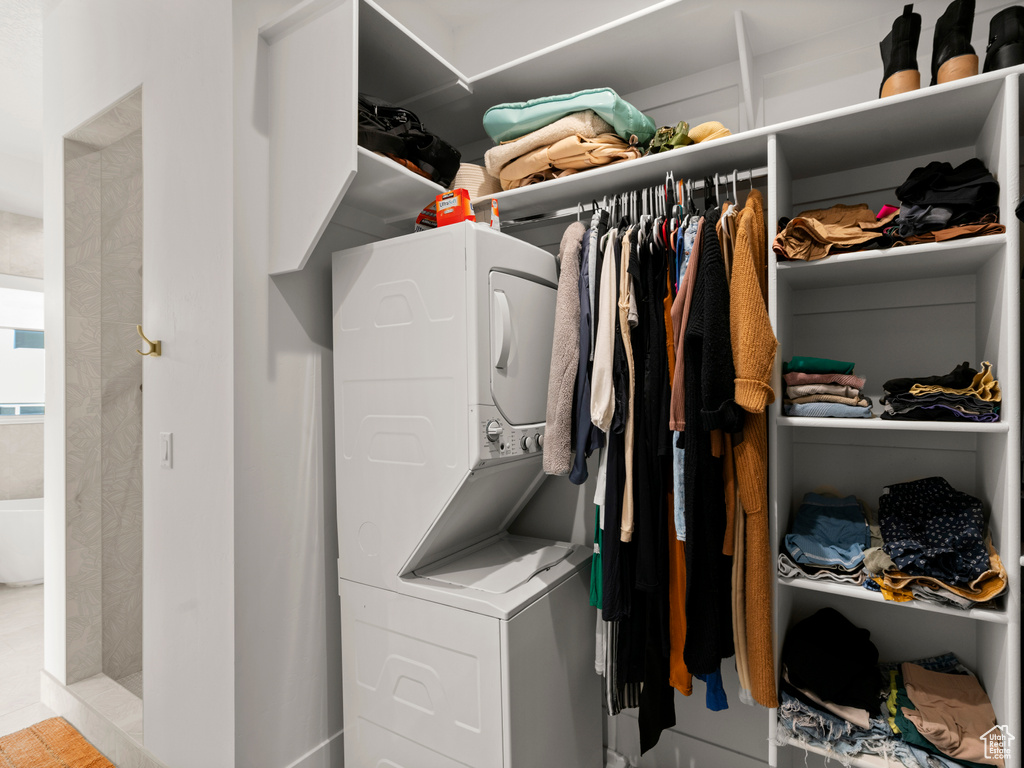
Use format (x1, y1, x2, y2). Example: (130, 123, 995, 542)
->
(483, 87, 656, 145)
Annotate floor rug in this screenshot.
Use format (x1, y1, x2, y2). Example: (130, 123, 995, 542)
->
(0, 717, 114, 768)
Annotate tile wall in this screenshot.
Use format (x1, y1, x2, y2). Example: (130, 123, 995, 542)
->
(0, 210, 44, 279)
(0, 422, 43, 500)
(63, 129, 143, 685)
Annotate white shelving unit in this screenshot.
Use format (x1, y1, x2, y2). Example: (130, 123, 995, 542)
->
(768, 73, 1020, 768)
(258, 2, 1023, 765)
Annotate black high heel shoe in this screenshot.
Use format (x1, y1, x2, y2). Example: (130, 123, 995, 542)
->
(983, 6, 1024, 73)
(880, 5, 922, 98)
(931, 0, 978, 86)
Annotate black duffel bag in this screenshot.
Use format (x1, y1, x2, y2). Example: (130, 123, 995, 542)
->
(358, 94, 461, 188)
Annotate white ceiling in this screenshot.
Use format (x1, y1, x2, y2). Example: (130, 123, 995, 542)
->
(0, 0, 42, 164)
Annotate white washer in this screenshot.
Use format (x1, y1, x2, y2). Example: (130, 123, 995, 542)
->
(333, 222, 601, 767)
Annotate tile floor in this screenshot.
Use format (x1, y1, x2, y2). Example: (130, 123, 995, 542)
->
(0, 583, 56, 737)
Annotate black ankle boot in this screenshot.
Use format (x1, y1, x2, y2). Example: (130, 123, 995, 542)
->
(983, 6, 1024, 73)
(880, 5, 922, 98)
(931, 0, 978, 85)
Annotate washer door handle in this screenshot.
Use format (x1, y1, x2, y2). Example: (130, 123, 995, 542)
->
(493, 290, 511, 370)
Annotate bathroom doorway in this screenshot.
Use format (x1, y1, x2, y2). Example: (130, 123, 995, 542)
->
(63, 89, 144, 706)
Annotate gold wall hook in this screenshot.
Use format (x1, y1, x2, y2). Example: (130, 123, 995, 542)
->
(136, 325, 161, 357)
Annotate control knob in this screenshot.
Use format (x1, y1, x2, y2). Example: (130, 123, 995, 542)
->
(485, 420, 503, 442)
(521, 434, 539, 452)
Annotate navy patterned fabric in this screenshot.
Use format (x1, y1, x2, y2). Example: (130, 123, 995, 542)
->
(878, 477, 988, 587)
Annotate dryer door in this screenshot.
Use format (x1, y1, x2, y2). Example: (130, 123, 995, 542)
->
(488, 271, 556, 427)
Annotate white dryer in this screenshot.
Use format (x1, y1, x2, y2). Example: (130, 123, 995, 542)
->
(332, 222, 601, 767)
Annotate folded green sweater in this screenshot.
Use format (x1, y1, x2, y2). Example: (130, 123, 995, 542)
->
(783, 355, 856, 375)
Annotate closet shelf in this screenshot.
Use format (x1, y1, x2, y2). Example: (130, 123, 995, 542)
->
(775, 235, 1005, 290)
(466, 69, 1020, 228)
(781, 736, 908, 768)
(776, 415, 1009, 433)
(771, 66, 1013, 178)
(359, 0, 469, 106)
(473, 128, 772, 223)
(338, 147, 444, 224)
(777, 575, 1008, 624)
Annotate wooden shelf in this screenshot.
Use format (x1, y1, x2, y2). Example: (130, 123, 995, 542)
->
(780, 735, 909, 768)
(772, 66, 1019, 178)
(359, 0, 468, 106)
(473, 128, 771, 222)
(776, 415, 1008, 433)
(340, 147, 443, 224)
(405, 1, 748, 149)
(776, 235, 1006, 289)
(778, 575, 1008, 624)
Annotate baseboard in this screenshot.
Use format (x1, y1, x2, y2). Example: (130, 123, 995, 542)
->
(40, 670, 171, 768)
(611, 709, 769, 768)
(283, 729, 344, 768)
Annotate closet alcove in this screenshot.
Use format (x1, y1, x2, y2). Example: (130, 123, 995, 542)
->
(257, 1, 1021, 766)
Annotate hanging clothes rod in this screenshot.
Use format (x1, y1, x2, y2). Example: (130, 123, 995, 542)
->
(499, 166, 770, 229)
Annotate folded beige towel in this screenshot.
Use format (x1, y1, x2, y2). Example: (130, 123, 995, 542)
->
(499, 133, 641, 190)
(484, 110, 615, 177)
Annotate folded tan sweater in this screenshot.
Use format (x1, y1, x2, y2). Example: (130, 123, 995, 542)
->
(787, 383, 862, 399)
(499, 133, 641, 190)
(484, 110, 615, 177)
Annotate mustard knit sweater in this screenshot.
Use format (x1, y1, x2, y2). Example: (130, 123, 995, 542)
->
(729, 189, 779, 708)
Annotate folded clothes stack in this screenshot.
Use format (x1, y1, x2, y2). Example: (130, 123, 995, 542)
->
(877, 476, 1007, 610)
(782, 356, 872, 418)
(777, 609, 1005, 768)
(888, 157, 1005, 244)
(779, 491, 872, 585)
(482, 89, 656, 191)
(881, 361, 1001, 422)
(883, 655, 1004, 768)
(773, 203, 896, 261)
(773, 157, 1005, 261)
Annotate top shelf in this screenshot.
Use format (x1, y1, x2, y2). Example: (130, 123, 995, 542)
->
(776, 234, 1005, 289)
(771, 68, 1014, 178)
(265, 0, 1024, 253)
(474, 128, 772, 222)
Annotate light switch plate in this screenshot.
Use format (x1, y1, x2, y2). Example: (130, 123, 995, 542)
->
(160, 432, 173, 469)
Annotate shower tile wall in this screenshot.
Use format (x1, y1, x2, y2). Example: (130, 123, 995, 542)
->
(65, 141, 104, 683)
(99, 130, 143, 683)
(0, 423, 43, 500)
(64, 130, 143, 684)
(0, 211, 44, 279)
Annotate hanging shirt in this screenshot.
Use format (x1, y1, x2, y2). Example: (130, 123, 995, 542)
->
(591, 229, 619, 432)
(570, 231, 604, 484)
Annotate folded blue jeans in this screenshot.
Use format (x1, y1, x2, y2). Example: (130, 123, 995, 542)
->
(785, 493, 871, 570)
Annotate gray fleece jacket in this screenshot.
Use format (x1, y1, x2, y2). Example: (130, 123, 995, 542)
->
(542, 221, 586, 475)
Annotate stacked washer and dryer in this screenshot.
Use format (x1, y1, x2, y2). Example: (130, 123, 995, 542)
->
(332, 222, 602, 767)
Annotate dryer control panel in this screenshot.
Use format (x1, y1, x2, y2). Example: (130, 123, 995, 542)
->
(471, 405, 545, 468)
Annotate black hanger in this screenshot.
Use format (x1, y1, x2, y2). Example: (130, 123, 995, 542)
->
(703, 175, 717, 211)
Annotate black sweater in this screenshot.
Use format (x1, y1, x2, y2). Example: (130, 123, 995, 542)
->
(682, 208, 744, 675)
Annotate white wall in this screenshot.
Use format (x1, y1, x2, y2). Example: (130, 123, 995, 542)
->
(232, 2, 345, 767)
(0, 153, 43, 219)
(0, 330, 44, 404)
(43, 2, 235, 767)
